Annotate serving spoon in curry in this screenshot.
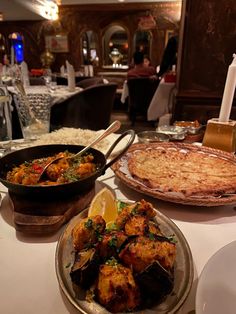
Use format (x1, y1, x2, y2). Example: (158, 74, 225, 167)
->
(37, 120, 121, 182)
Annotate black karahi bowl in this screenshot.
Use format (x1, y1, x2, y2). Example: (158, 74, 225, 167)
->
(0, 130, 135, 200)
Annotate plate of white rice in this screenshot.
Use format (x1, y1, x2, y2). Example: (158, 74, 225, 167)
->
(33, 127, 130, 157)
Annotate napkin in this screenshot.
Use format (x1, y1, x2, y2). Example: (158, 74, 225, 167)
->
(20, 61, 30, 87)
(60, 65, 65, 76)
(84, 65, 89, 77)
(88, 65, 94, 77)
(66, 61, 75, 92)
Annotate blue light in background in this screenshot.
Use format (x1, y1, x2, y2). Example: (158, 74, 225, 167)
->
(14, 42, 24, 63)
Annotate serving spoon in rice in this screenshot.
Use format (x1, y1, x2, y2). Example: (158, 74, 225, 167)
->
(37, 120, 121, 182)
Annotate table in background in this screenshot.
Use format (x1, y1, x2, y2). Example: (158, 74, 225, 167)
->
(1, 164, 236, 313)
(147, 78, 176, 122)
(8, 85, 83, 106)
(120, 80, 129, 104)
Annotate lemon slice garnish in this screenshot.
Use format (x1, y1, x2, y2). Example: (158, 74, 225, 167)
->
(88, 187, 118, 223)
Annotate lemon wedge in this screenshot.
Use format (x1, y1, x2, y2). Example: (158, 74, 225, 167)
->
(88, 187, 118, 223)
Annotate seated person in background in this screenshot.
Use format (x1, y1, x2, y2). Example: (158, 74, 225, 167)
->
(143, 55, 152, 67)
(127, 51, 156, 78)
(157, 35, 178, 78)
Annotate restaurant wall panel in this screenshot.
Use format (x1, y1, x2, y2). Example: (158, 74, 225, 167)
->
(174, 0, 236, 123)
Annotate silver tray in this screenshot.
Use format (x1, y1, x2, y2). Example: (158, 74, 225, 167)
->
(55, 205, 194, 314)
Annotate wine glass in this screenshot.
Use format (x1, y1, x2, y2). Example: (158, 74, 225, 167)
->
(43, 69, 52, 89)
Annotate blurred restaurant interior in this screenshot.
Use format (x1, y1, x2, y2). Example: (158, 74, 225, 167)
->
(1, 2, 236, 314)
(0, 0, 235, 130)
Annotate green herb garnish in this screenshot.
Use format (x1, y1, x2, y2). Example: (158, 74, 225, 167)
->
(116, 200, 128, 213)
(84, 218, 93, 229)
(108, 236, 118, 248)
(105, 257, 118, 266)
(148, 232, 155, 240)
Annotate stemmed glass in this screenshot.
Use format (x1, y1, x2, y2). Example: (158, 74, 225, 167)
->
(43, 69, 52, 89)
(0, 85, 13, 156)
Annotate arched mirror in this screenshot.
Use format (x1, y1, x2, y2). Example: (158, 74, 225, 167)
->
(103, 24, 128, 68)
(81, 30, 98, 66)
(0, 34, 6, 63)
(9, 32, 24, 64)
(133, 30, 152, 56)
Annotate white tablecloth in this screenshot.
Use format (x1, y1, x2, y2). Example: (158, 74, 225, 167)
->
(147, 78, 176, 121)
(8, 85, 83, 106)
(120, 80, 129, 104)
(1, 154, 236, 313)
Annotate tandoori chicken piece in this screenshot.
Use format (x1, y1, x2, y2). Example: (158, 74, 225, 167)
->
(98, 231, 127, 260)
(96, 262, 140, 313)
(124, 215, 148, 236)
(119, 235, 176, 273)
(72, 215, 106, 251)
(115, 199, 156, 230)
(46, 157, 70, 181)
(148, 220, 162, 235)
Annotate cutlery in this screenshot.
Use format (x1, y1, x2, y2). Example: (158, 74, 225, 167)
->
(37, 120, 121, 182)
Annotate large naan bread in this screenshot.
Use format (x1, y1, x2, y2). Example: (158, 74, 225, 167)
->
(128, 148, 236, 197)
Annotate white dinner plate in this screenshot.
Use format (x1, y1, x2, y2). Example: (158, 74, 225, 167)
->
(196, 240, 236, 314)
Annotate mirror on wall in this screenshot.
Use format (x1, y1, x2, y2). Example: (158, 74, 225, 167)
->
(103, 24, 128, 68)
(0, 33, 6, 63)
(81, 30, 98, 66)
(133, 30, 152, 57)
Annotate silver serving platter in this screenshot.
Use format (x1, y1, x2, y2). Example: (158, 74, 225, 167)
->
(55, 205, 194, 314)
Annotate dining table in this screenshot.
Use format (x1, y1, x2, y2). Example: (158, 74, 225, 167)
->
(7, 85, 83, 107)
(147, 77, 176, 122)
(0, 136, 236, 314)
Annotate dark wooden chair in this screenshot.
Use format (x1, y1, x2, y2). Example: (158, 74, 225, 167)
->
(29, 77, 45, 86)
(56, 76, 92, 86)
(127, 77, 160, 125)
(50, 83, 118, 131)
(76, 77, 104, 89)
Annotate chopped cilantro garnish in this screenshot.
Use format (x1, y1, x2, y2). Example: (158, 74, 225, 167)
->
(131, 204, 140, 215)
(84, 218, 93, 229)
(148, 232, 155, 240)
(108, 236, 118, 248)
(97, 234, 103, 242)
(116, 200, 128, 213)
(167, 234, 177, 244)
(105, 257, 118, 266)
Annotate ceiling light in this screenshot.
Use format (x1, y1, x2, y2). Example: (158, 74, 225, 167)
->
(40, 0, 59, 21)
